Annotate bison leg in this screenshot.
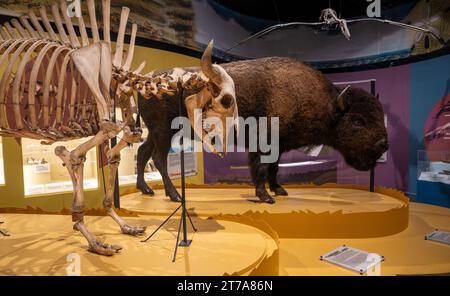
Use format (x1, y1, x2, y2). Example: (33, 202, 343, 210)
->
(104, 126, 147, 236)
(136, 137, 155, 196)
(268, 161, 288, 196)
(249, 152, 275, 204)
(152, 143, 182, 202)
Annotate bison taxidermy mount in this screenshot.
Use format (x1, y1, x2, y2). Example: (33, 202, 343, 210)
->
(134, 41, 389, 204)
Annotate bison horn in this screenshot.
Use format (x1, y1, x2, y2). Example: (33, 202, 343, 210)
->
(337, 85, 350, 111)
(201, 40, 221, 85)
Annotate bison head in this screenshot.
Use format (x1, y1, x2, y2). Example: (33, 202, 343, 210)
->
(185, 40, 238, 155)
(333, 86, 389, 171)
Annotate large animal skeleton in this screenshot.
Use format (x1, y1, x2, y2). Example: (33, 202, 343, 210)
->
(0, 0, 148, 256)
(116, 40, 239, 157)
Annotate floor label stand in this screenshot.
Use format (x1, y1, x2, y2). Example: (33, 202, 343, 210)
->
(320, 245, 384, 275)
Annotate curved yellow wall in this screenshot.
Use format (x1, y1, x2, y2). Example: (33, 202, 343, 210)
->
(0, 45, 203, 212)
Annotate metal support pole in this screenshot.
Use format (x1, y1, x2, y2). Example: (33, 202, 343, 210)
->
(111, 96, 120, 209)
(369, 79, 376, 193)
(141, 83, 196, 262)
(178, 84, 191, 247)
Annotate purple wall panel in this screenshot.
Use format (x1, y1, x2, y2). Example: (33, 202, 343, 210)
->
(327, 65, 410, 191)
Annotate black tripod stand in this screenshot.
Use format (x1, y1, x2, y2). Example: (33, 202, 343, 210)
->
(141, 86, 197, 262)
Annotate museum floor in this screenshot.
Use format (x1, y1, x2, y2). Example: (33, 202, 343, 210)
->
(0, 186, 449, 275)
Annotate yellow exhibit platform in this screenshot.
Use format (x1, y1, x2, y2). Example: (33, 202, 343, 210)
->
(279, 202, 450, 275)
(0, 214, 278, 276)
(1, 185, 449, 275)
(121, 185, 409, 238)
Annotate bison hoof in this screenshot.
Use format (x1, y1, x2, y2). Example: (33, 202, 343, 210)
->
(121, 224, 147, 236)
(271, 186, 288, 196)
(166, 191, 182, 202)
(137, 182, 155, 196)
(88, 240, 122, 256)
(169, 194, 182, 203)
(256, 189, 276, 204)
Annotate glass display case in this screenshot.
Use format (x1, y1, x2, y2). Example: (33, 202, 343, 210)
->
(417, 150, 450, 207)
(0, 137, 4, 185)
(22, 138, 98, 196)
(417, 150, 450, 184)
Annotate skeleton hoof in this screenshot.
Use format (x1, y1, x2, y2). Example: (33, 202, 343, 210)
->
(88, 240, 122, 256)
(121, 225, 146, 236)
(271, 186, 288, 196)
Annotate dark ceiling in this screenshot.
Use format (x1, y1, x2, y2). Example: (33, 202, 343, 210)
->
(212, 0, 417, 22)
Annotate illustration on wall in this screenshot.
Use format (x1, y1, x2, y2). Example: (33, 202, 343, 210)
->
(424, 92, 450, 162)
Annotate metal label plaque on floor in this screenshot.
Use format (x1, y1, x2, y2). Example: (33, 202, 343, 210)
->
(425, 230, 450, 245)
(320, 246, 384, 274)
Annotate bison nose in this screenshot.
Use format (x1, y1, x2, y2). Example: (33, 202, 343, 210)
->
(375, 138, 389, 151)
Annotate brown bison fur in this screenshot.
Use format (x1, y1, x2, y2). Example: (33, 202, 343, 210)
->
(136, 57, 388, 203)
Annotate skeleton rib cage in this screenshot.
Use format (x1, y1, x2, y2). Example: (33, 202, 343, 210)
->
(0, 0, 140, 144)
(0, 0, 150, 255)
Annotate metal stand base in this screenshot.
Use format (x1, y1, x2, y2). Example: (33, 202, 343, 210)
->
(179, 240, 192, 247)
(141, 203, 197, 262)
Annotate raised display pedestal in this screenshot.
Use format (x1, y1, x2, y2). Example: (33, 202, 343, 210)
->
(0, 214, 278, 276)
(121, 185, 409, 238)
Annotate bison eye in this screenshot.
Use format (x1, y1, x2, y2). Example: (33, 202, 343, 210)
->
(352, 117, 365, 127)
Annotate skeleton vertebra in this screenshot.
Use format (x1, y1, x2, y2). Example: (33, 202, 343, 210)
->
(117, 40, 239, 156)
(0, 0, 146, 256)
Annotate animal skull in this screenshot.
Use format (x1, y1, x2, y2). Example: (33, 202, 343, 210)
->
(185, 40, 239, 156)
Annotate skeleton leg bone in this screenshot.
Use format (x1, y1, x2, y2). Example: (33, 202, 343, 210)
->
(103, 126, 146, 235)
(55, 129, 123, 256)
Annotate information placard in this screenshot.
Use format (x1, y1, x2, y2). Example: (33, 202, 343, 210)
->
(320, 245, 384, 274)
(168, 151, 197, 179)
(425, 230, 450, 245)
